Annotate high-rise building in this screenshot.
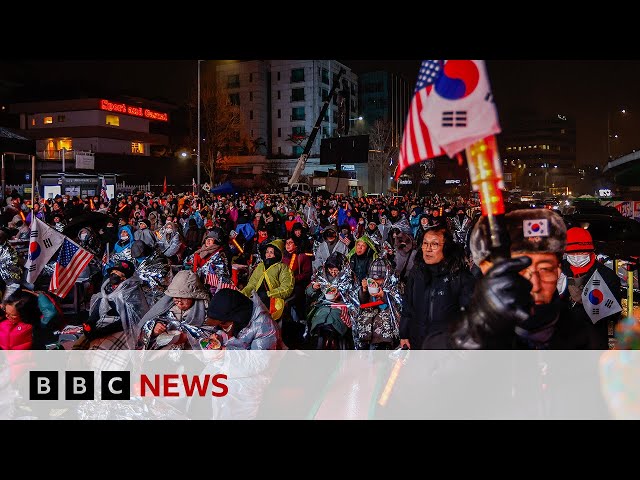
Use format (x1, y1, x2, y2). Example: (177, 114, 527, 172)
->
(216, 60, 358, 158)
(499, 114, 577, 192)
(359, 71, 411, 148)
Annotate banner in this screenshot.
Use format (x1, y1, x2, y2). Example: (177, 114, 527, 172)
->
(0, 350, 629, 420)
(24, 217, 65, 283)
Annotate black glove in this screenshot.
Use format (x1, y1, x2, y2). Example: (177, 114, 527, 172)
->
(452, 256, 533, 349)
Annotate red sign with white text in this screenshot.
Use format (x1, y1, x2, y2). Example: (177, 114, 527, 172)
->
(100, 99, 169, 122)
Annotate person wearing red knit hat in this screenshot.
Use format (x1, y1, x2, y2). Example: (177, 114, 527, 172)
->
(559, 227, 622, 349)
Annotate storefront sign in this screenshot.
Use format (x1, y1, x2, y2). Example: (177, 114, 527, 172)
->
(100, 99, 169, 122)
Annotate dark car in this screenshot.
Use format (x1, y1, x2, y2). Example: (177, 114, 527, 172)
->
(562, 200, 622, 217)
(562, 213, 640, 260)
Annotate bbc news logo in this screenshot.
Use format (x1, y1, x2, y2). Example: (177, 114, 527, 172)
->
(30, 371, 130, 400)
(29, 371, 228, 400)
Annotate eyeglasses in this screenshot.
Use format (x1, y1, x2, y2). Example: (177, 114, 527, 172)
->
(422, 241, 441, 250)
(521, 265, 558, 282)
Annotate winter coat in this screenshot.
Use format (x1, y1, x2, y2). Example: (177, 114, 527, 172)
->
(114, 225, 134, 255)
(134, 227, 157, 249)
(313, 239, 349, 272)
(559, 260, 622, 350)
(306, 283, 350, 337)
(0, 320, 34, 350)
(241, 239, 294, 303)
(400, 260, 476, 349)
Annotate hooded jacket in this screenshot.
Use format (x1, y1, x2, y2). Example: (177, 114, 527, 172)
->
(241, 239, 294, 302)
(114, 225, 135, 255)
(313, 226, 349, 271)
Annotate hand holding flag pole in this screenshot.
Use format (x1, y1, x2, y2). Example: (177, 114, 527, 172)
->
(465, 135, 511, 262)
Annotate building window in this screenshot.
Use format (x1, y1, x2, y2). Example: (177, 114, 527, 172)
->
(229, 93, 240, 106)
(227, 74, 240, 89)
(106, 115, 120, 126)
(322, 126, 329, 137)
(31, 118, 35, 126)
(57, 139, 72, 150)
(277, 90, 281, 100)
(249, 73, 253, 82)
(277, 72, 281, 81)
(291, 107, 305, 121)
(291, 88, 305, 102)
(322, 88, 329, 101)
(249, 91, 253, 101)
(131, 142, 144, 154)
(291, 68, 305, 83)
(278, 146, 282, 154)
(44, 116, 53, 124)
(293, 145, 304, 156)
(57, 115, 65, 122)
(251, 129, 254, 137)
(45, 139, 56, 158)
(278, 128, 282, 137)
(250, 110, 254, 120)
(322, 68, 329, 85)
(292, 126, 306, 137)
(278, 109, 281, 119)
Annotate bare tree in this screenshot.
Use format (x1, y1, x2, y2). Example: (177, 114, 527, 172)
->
(368, 120, 399, 194)
(188, 77, 246, 185)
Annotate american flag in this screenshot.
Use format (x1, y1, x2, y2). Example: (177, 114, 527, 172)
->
(49, 238, 94, 299)
(329, 302, 352, 328)
(206, 272, 236, 292)
(396, 60, 445, 179)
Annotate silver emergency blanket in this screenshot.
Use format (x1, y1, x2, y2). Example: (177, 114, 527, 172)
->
(89, 276, 151, 350)
(202, 250, 232, 284)
(135, 251, 174, 305)
(137, 295, 211, 351)
(0, 244, 22, 283)
(391, 216, 412, 235)
(309, 254, 360, 323)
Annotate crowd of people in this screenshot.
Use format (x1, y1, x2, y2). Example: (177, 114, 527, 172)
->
(0, 185, 624, 353)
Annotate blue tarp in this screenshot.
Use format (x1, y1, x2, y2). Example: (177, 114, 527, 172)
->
(209, 181, 237, 194)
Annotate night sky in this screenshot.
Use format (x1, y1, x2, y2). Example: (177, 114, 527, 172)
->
(4, 59, 640, 167)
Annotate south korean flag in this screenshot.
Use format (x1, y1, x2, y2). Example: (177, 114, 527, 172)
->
(582, 269, 622, 324)
(523, 219, 549, 238)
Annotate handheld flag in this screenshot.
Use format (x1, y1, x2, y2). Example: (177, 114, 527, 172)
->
(49, 238, 94, 299)
(163, 176, 168, 194)
(582, 269, 622, 324)
(24, 217, 66, 283)
(396, 60, 500, 179)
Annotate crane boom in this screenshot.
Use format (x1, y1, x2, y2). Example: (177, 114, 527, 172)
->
(288, 67, 346, 186)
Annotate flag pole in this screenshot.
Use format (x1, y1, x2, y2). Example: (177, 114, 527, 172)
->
(465, 135, 510, 262)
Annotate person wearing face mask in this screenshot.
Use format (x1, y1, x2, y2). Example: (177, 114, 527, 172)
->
(313, 226, 349, 272)
(558, 227, 622, 349)
(134, 219, 157, 251)
(157, 221, 186, 264)
(451, 209, 601, 350)
(73, 260, 150, 350)
(241, 239, 294, 322)
(113, 224, 134, 259)
(306, 252, 356, 348)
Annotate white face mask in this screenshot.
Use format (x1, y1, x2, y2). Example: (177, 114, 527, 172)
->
(567, 253, 591, 268)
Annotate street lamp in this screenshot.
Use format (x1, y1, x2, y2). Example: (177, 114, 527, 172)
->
(197, 60, 203, 196)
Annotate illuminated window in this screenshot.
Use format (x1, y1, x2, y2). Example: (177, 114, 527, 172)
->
(131, 142, 144, 154)
(46, 139, 56, 158)
(44, 116, 53, 124)
(57, 139, 72, 150)
(106, 115, 120, 126)
(31, 118, 35, 126)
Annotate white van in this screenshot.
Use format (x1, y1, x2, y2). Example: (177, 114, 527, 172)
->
(288, 183, 312, 195)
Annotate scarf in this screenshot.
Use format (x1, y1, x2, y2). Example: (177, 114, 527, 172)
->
(194, 244, 221, 260)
